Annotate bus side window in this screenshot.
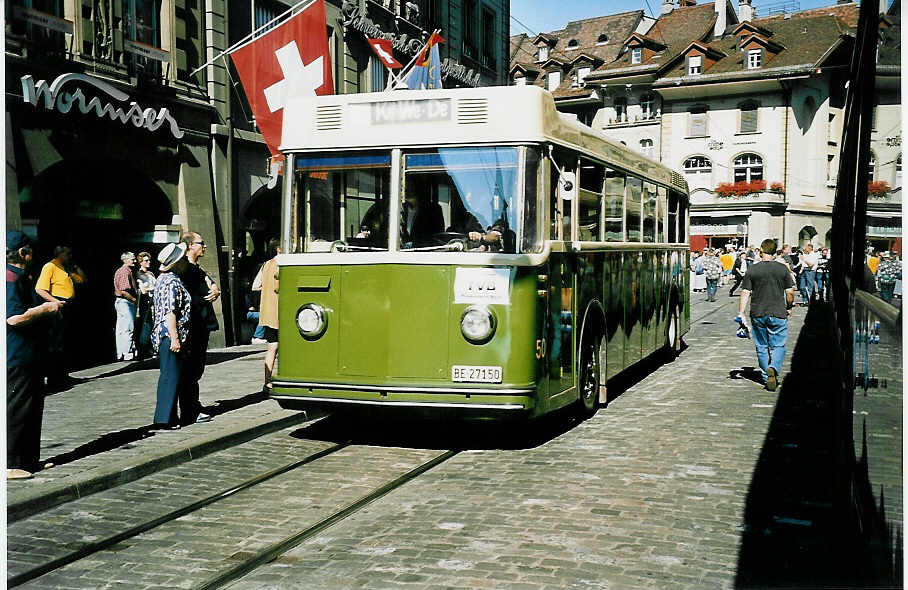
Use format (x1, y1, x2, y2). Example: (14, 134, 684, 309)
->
(605, 168, 625, 241)
(657, 186, 668, 243)
(643, 181, 657, 243)
(626, 176, 643, 242)
(578, 158, 604, 241)
(668, 190, 679, 243)
(677, 193, 687, 242)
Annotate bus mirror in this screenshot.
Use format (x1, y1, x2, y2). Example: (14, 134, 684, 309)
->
(559, 172, 576, 201)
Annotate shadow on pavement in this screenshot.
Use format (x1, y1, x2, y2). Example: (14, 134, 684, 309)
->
(290, 412, 578, 451)
(734, 301, 900, 588)
(84, 349, 263, 380)
(40, 389, 271, 469)
(729, 366, 764, 385)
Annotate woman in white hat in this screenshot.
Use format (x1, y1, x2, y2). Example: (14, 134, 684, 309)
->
(151, 243, 192, 430)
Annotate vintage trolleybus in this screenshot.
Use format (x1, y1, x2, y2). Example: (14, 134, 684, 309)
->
(270, 85, 690, 419)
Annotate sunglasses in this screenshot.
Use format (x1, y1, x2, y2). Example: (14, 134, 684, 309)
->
(192, 241, 206, 247)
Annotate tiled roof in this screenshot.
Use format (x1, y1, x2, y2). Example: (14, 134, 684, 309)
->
(760, 2, 859, 29)
(878, 2, 900, 67)
(509, 10, 644, 95)
(657, 14, 849, 80)
(591, 2, 718, 79)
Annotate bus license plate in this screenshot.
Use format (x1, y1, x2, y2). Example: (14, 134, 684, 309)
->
(452, 365, 502, 383)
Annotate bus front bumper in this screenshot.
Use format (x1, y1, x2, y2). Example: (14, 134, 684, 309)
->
(270, 380, 536, 414)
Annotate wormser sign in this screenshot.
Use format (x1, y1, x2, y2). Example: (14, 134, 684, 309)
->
(21, 73, 184, 139)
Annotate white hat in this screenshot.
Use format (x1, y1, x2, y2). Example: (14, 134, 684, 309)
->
(157, 242, 187, 271)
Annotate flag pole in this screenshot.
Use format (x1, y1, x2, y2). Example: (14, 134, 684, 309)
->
(190, 0, 316, 76)
(389, 29, 440, 91)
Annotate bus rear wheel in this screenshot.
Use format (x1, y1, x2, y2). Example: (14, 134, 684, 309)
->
(576, 334, 601, 418)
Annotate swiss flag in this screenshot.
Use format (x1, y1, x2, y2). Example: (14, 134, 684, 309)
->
(229, 0, 334, 156)
(367, 38, 402, 69)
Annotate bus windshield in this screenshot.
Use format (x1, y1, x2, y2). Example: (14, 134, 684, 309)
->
(402, 147, 519, 253)
(291, 147, 538, 254)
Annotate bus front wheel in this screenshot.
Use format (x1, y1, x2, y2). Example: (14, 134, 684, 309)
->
(576, 334, 601, 418)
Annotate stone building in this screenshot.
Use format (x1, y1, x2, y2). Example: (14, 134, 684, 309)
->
(6, 0, 509, 366)
(509, 0, 899, 253)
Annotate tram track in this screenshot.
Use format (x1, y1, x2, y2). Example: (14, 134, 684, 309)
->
(7, 442, 350, 588)
(10, 436, 459, 590)
(194, 449, 459, 590)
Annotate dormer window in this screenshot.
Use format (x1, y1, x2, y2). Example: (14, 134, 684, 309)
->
(538, 45, 549, 61)
(514, 76, 527, 86)
(597, 34, 609, 45)
(576, 67, 591, 86)
(688, 55, 702, 75)
(566, 39, 579, 50)
(547, 70, 561, 91)
(631, 47, 642, 64)
(747, 48, 762, 69)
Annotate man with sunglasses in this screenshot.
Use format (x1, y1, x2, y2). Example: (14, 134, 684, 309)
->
(178, 232, 220, 425)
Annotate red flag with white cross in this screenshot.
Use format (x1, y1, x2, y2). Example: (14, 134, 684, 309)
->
(229, 0, 334, 156)
(367, 38, 402, 69)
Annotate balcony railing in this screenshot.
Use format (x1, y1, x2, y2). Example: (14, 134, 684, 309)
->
(606, 111, 661, 126)
(691, 190, 786, 206)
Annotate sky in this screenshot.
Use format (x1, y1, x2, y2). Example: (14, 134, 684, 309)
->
(508, 0, 860, 36)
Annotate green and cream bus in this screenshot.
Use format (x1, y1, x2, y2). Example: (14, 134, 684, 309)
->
(270, 85, 690, 419)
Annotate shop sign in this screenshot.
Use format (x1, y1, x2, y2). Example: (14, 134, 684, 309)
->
(20, 73, 184, 139)
(12, 6, 73, 35)
(124, 39, 170, 63)
(340, 3, 481, 87)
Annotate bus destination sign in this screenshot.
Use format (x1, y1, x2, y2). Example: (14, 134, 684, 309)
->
(371, 99, 451, 125)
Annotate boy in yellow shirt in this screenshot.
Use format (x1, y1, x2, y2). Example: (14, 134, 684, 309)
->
(35, 246, 86, 390)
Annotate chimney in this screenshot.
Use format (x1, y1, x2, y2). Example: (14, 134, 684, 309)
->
(739, 0, 754, 21)
(715, 0, 727, 37)
(663, 0, 674, 14)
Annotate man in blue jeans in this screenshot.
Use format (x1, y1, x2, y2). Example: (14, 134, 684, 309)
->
(737, 239, 795, 391)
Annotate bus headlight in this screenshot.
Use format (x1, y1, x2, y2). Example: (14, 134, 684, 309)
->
(460, 306, 496, 344)
(296, 304, 327, 340)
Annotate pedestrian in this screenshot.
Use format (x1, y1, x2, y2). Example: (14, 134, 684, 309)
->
(867, 248, 880, 275)
(815, 248, 829, 302)
(34, 246, 86, 391)
(245, 278, 267, 344)
(737, 238, 795, 392)
(151, 243, 194, 430)
(729, 249, 748, 297)
(691, 252, 707, 292)
(798, 243, 819, 304)
(135, 251, 157, 359)
(113, 251, 138, 360)
(7, 231, 63, 479)
(702, 248, 723, 302)
(720, 247, 734, 286)
(179, 232, 219, 425)
(255, 238, 281, 387)
(877, 251, 901, 304)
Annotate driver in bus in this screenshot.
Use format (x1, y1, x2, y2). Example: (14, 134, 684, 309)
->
(401, 188, 444, 246)
(447, 197, 512, 252)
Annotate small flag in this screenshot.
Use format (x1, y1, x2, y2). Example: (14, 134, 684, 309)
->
(405, 32, 444, 90)
(367, 38, 402, 69)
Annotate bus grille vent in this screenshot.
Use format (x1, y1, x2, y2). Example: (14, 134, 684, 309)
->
(316, 105, 343, 130)
(457, 98, 488, 124)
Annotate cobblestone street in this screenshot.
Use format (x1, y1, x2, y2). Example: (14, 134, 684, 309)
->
(6, 292, 902, 589)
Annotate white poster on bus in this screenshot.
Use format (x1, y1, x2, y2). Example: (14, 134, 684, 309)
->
(453, 267, 510, 305)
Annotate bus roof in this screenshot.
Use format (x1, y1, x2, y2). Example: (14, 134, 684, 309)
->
(281, 85, 688, 194)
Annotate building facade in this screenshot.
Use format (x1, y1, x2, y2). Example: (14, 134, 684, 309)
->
(510, 0, 900, 253)
(6, 0, 510, 365)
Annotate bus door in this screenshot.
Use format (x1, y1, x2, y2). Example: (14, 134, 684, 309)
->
(546, 149, 576, 398)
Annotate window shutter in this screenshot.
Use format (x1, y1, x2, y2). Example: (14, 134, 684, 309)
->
(740, 107, 758, 133)
(690, 111, 707, 136)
